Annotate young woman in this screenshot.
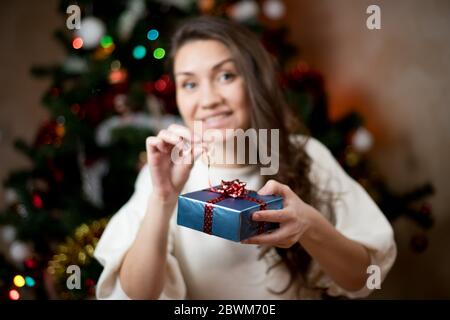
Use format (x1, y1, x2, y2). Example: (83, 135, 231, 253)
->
(94, 16, 396, 299)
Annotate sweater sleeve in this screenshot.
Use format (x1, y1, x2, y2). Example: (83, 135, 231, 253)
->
(304, 137, 397, 298)
(93, 164, 187, 299)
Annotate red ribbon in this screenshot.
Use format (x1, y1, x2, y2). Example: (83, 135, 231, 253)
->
(203, 179, 267, 235)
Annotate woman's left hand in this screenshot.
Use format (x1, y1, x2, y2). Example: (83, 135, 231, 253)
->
(241, 179, 319, 248)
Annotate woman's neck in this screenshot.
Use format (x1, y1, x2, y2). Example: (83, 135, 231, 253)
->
(200, 139, 255, 168)
(200, 153, 247, 168)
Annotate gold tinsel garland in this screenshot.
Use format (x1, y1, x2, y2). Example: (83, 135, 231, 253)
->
(47, 218, 109, 299)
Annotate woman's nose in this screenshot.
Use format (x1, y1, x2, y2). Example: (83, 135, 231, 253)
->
(199, 82, 222, 109)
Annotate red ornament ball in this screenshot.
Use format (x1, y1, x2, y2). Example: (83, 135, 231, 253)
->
(32, 194, 43, 209)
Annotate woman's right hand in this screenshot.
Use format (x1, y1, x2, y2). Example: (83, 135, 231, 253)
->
(146, 124, 203, 203)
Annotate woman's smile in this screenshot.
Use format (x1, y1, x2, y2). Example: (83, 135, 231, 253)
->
(200, 110, 234, 129)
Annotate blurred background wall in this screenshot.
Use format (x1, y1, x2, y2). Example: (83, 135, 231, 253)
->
(283, 0, 450, 298)
(0, 0, 63, 203)
(0, 0, 449, 298)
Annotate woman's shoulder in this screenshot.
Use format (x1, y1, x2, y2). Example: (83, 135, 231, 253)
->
(289, 134, 334, 163)
(290, 134, 347, 190)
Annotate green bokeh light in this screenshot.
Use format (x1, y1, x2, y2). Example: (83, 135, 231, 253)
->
(153, 47, 165, 59)
(100, 35, 113, 48)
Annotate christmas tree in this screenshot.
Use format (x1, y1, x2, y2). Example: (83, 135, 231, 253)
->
(0, 0, 433, 300)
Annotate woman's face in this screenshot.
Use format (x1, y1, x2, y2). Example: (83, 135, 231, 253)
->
(174, 40, 251, 136)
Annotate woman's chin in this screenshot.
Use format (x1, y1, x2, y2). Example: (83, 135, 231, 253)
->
(203, 125, 244, 141)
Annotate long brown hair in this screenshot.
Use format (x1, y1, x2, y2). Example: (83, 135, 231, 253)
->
(169, 16, 334, 296)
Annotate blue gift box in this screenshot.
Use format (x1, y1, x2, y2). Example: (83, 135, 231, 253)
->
(177, 185, 283, 242)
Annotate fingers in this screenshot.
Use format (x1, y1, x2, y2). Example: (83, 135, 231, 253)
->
(147, 126, 194, 155)
(241, 228, 285, 245)
(149, 124, 205, 155)
(179, 142, 203, 166)
(158, 129, 182, 146)
(167, 124, 201, 143)
(251, 209, 289, 223)
(146, 136, 170, 154)
(257, 179, 291, 197)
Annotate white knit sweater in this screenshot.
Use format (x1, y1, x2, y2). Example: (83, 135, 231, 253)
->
(94, 137, 396, 299)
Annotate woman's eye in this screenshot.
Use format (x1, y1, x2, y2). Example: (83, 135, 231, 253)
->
(218, 72, 235, 82)
(182, 82, 196, 90)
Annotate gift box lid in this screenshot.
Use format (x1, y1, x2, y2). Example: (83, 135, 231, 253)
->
(178, 187, 282, 211)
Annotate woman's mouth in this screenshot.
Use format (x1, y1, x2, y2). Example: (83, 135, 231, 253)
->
(201, 111, 233, 129)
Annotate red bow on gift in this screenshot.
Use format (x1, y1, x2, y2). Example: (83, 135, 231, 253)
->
(209, 179, 248, 198)
(203, 179, 267, 236)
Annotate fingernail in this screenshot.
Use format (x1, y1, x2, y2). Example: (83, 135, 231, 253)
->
(253, 213, 260, 220)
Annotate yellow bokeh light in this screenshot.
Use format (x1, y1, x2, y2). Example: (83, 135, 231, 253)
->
(13, 275, 25, 287)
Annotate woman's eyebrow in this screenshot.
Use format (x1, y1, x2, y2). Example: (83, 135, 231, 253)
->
(175, 58, 234, 76)
(211, 58, 234, 70)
